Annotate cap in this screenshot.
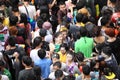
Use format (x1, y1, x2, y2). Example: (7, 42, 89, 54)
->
(105, 72, 116, 79)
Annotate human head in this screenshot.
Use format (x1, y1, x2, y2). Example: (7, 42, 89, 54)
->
(76, 13, 83, 23)
(9, 15, 18, 26)
(101, 16, 110, 26)
(55, 69, 64, 80)
(82, 65, 90, 75)
(59, 2, 66, 12)
(20, 13, 28, 24)
(52, 53, 60, 63)
(42, 21, 52, 30)
(0, 60, 5, 69)
(105, 28, 115, 37)
(74, 52, 84, 62)
(101, 46, 112, 59)
(39, 28, 47, 37)
(38, 49, 46, 59)
(37, 18, 44, 29)
(66, 51, 74, 62)
(63, 75, 75, 80)
(8, 36, 16, 47)
(53, 61, 61, 71)
(9, 27, 18, 36)
(76, 0, 85, 10)
(22, 56, 32, 67)
(54, 32, 63, 43)
(60, 43, 68, 54)
(33, 37, 42, 49)
(33, 65, 41, 77)
(79, 27, 88, 37)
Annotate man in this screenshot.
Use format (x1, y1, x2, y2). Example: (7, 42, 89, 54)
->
(57, 2, 67, 24)
(34, 49, 52, 79)
(18, 56, 36, 80)
(19, 0, 36, 20)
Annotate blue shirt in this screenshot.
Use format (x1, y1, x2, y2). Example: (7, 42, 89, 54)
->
(34, 58, 52, 79)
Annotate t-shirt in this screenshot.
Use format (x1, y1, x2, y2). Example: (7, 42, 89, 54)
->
(18, 69, 36, 80)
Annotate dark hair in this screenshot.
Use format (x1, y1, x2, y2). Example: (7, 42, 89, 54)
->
(24, 0, 30, 2)
(38, 49, 46, 59)
(60, 43, 69, 51)
(8, 36, 16, 47)
(53, 61, 61, 69)
(39, 28, 47, 37)
(12, 7, 19, 12)
(110, 0, 117, 3)
(63, 75, 75, 80)
(93, 26, 102, 37)
(67, 51, 75, 60)
(9, 15, 18, 26)
(76, 0, 85, 10)
(0, 1, 4, 6)
(20, 13, 28, 25)
(33, 37, 42, 49)
(33, 66, 41, 80)
(54, 32, 62, 38)
(55, 69, 63, 79)
(37, 18, 44, 29)
(0, 60, 5, 67)
(40, 13, 49, 22)
(101, 16, 110, 26)
(76, 13, 83, 22)
(79, 27, 88, 37)
(59, 1, 65, 6)
(101, 8, 113, 16)
(44, 78, 52, 80)
(39, 6, 49, 15)
(22, 56, 32, 66)
(74, 52, 84, 62)
(9, 26, 18, 36)
(102, 46, 112, 57)
(82, 15, 89, 23)
(52, 53, 60, 59)
(82, 65, 90, 75)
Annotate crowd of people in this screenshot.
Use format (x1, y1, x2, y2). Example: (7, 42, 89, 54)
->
(0, 0, 120, 80)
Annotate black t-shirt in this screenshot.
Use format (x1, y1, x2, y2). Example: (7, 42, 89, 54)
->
(18, 69, 36, 80)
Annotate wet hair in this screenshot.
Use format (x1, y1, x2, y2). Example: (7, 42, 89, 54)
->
(60, 43, 69, 51)
(33, 37, 42, 49)
(82, 65, 90, 75)
(79, 27, 88, 37)
(76, 13, 83, 22)
(22, 56, 32, 66)
(63, 75, 75, 80)
(20, 13, 28, 25)
(53, 61, 61, 69)
(38, 49, 46, 59)
(39, 28, 47, 37)
(55, 69, 63, 79)
(8, 36, 16, 47)
(9, 15, 18, 26)
(102, 46, 112, 57)
(76, 0, 85, 10)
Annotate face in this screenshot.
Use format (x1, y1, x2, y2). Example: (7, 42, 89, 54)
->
(60, 47, 66, 54)
(67, 54, 73, 62)
(59, 4, 66, 12)
(52, 58, 59, 63)
(55, 34, 63, 44)
(62, 31, 67, 39)
(53, 65, 59, 71)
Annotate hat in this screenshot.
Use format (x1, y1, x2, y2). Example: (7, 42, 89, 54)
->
(105, 72, 116, 79)
(42, 21, 52, 30)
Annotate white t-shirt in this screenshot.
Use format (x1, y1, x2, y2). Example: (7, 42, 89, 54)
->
(1, 75, 9, 80)
(19, 5, 36, 19)
(30, 48, 40, 62)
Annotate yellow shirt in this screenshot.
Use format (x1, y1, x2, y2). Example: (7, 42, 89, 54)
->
(3, 17, 9, 27)
(58, 52, 67, 63)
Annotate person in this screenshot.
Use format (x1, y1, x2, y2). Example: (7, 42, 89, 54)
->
(49, 61, 68, 80)
(55, 69, 64, 80)
(19, 0, 36, 20)
(34, 49, 52, 79)
(66, 51, 80, 75)
(58, 43, 68, 63)
(0, 60, 12, 80)
(50, 53, 67, 72)
(75, 27, 94, 58)
(76, 65, 91, 80)
(57, 2, 67, 24)
(18, 56, 36, 80)
(30, 37, 42, 62)
(0, 74, 9, 80)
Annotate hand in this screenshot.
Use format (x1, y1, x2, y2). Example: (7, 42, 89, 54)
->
(13, 52, 19, 58)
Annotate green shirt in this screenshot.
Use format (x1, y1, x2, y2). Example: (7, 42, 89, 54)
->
(75, 37, 94, 58)
(3, 68, 12, 80)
